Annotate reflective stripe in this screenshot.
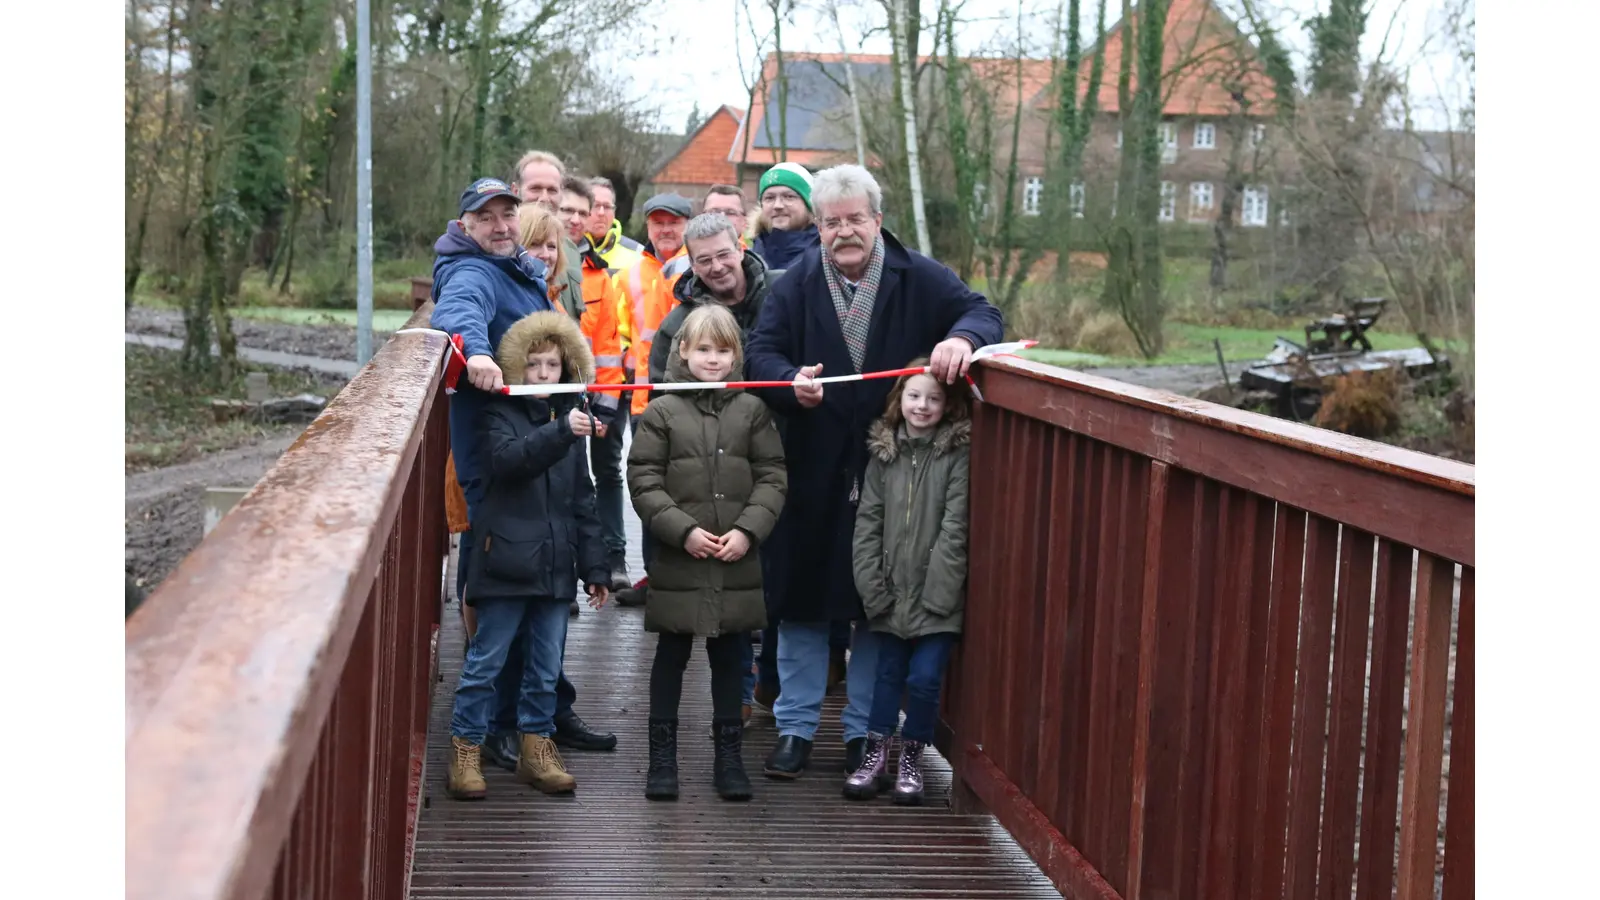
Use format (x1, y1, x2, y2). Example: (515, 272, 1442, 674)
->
(594, 354, 623, 367)
(662, 256, 690, 280)
(593, 393, 620, 410)
(640, 328, 657, 342)
(584, 336, 594, 349)
(635, 370, 650, 383)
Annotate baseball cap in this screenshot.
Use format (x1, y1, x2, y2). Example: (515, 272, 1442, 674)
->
(641, 193, 692, 219)
(459, 177, 519, 215)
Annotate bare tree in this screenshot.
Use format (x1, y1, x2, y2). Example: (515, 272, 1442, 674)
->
(827, 0, 869, 167)
(886, 0, 932, 253)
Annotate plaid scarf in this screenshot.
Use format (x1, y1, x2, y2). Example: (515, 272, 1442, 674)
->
(821, 236, 886, 372)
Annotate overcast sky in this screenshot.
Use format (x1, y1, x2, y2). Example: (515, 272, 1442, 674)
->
(611, 0, 1470, 133)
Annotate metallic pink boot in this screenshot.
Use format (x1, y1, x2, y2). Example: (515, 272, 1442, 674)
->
(842, 732, 891, 800)
(892, 739, 926, 805)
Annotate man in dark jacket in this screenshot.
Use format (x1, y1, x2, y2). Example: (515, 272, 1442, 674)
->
(744, 163, 1004, 779)
(648, 213, 783, 385)
(750, 162, 820, 270)
(430, 176, 618, 762)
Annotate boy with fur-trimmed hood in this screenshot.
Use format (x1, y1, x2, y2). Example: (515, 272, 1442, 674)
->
(447, 311, 610, 801)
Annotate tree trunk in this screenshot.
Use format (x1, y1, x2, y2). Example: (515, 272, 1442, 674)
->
(891, 0, 932, 254)
(771, 0, 788, 161)
(829, 0, 867, 167)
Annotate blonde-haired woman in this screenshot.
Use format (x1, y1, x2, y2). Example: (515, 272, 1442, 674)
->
(518, 204, 573, 315)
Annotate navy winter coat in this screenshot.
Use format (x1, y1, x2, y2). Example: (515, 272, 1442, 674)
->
(465, 311, 608, 602)
(427, 220, 552, 522)
(751, 224, 820, 270)
(743, 227, 1003, 624)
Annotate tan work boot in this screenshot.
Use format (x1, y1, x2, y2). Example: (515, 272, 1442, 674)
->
(516, 733, 577, 794)
(447, 736, 488, 800)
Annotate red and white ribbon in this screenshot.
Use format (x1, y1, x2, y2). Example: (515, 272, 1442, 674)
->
(393, 328, 1035, 401)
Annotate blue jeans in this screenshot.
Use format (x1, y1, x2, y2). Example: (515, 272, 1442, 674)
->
(450, 596, 570, 743)
(868, 632, 957, 743)
(459, 530, 578, 735)
(589, 406, 627, 560)
(772, 620, 880, 742)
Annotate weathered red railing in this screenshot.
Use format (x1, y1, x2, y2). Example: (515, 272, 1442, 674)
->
(126, 313, 451, 900)
(939, 356, 1473, 900)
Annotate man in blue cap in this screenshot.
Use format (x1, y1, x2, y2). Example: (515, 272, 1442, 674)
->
(431, 177, 620, 767)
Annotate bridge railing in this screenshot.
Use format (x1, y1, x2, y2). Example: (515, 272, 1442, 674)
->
(939, 356, 1473, 900)
(126, 310, 451, 900)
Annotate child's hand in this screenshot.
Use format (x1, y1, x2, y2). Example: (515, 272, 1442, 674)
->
(714, 529, 751, 562)
(684, 528, 724, 559)
(566, 408, 598, 436)
(586, 583, 609, 609)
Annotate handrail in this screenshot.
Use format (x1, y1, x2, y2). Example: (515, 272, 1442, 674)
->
(941, 355, 1473, 900)
(126, 315, 450, 900)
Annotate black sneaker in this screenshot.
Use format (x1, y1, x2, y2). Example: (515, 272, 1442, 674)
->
(553, 712, 618, 752)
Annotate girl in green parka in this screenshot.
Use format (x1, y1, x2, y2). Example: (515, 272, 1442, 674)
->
(846, 361, 972, 805)
(627, 303, 788, 803)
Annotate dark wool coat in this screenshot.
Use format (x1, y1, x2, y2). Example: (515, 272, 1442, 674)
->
(852, 417, 971, 640)
(465, 311, 608, 602)
(627, 351, 787, 636)
(743, 227, 1003, 623)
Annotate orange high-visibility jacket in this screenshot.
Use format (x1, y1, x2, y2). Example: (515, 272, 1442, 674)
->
(615, 244, 690, 415)
(580, 248, 626, 421)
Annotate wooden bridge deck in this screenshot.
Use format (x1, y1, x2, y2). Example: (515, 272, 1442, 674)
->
(409, 485, 1063, 899)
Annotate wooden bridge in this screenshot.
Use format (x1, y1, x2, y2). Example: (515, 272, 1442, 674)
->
(126, 303, 1473, 900)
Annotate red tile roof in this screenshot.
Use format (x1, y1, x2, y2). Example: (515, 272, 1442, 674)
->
(1065, 0, 1277, 115)
(652, 105, 745, 186)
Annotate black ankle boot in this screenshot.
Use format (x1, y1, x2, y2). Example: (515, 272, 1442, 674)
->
(712, 720, 752, 801)
(645, 719, 679, 800)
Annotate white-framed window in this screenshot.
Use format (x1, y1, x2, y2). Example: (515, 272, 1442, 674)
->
(1189, 182, 1214, 218)
(1242, 185, 1269, 226)
(1069, 181, 1085, 218)
(1023, 176, 1044, 216)
(1193, 121, 1216, 149)
(1250, 123, 1267, 147)
(1159, 122, 1178, 162)
(1159, 181, 1177, 221)
(1115, 128, 1123, 148)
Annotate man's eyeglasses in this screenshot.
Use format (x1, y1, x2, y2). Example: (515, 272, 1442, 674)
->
(558, 206, 589, 218)
(820, 213, 874, 231)
(692, 248, 740, 268)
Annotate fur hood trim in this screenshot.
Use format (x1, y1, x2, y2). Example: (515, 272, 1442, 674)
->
(496, 310, 594, 385)
(866, 416, 972, 462)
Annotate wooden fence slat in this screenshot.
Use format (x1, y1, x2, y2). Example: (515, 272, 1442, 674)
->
(1441, 567, 1475, 900)
(1397, 554, 1457, 900)
(1318, 528, 1377, 898)
(1354, 540, 1416, 900)
(1284, 515, 1341, 899)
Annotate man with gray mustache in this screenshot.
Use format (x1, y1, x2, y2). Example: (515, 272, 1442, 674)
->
(744, 164, 1004, 779)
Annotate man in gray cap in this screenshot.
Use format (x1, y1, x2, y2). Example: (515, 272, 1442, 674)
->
(612, 192, 692, 607)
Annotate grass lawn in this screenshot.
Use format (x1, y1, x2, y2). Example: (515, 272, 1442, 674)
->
(1020, 322, 1450, 368)
(125, 345, 349, 472)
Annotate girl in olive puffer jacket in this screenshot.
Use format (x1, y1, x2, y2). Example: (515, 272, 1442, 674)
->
(846, 360, 972, 805)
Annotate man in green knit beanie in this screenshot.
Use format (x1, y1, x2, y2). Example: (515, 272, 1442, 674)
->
(752, 161, 820, 271)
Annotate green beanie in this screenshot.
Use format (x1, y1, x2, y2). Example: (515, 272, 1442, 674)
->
(758, 162, 814, 210)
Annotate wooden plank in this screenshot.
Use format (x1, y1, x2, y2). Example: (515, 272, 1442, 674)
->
(1354, 540, 1415, 900)
(1397, 554, 1457, 900)
(1033, 430, 1080, 830)
(1246, 508, 1308, 900)
(1128, 466, 1200, 900)
(1441, 567, 1475, 900)
(962, 747, 1125, 900)
(1197, 487, 1253, 899)
(1122, 460, 1171, 900)
(1317, 528, 1377, 899)
(1062, 437, 1105, 846)
(978, 358, 1475, 497)
(993, 414, 1027, 780)
(1284, 515, 1341, 899)
(1229, 497, 1280, 890)
(1096, 449, 1144, 893)
(980, 368, 1473, 565)
(1083, 444, 1123, 875)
